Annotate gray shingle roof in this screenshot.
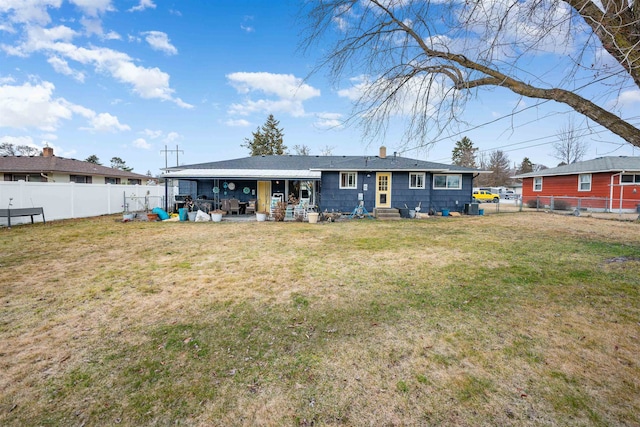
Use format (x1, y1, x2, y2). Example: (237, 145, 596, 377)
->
(513, 156, 640, 178)
(165, 154, 481, 173)
(0, 155, 150, 179)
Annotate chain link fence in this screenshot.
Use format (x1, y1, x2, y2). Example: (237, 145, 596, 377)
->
(478, 196, 640, 221)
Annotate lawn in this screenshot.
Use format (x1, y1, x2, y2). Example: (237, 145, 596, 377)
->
(1, 213, 639, 426)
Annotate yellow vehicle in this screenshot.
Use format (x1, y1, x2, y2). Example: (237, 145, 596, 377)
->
(472, 190, 500, 203)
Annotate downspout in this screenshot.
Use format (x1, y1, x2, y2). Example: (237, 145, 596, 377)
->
(609, 171, 625, 212)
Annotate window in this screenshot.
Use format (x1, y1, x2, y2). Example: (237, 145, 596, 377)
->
(129, 179, 142, 185)
(621, 174, 640, 184)
(70, 175, 92, 183)
(433, 174, 461, 189)
(409, 172, 425, 189)
(4, 174, 44, 182)
(578, 174, 591, 191)
(340, 172, 357, 189)
(533, 177, 542, 191)
(105, 177, 121, 184)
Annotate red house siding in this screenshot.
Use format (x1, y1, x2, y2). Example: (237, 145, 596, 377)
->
(521, 172, 640, 210)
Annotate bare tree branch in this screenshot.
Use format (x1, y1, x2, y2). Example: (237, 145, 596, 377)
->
(300, 0, 640, 150)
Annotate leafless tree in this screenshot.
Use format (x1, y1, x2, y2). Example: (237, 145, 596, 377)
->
(0, 143, 40, 156)
(553, 119, 589, 164)
(300, 0, 640, 150)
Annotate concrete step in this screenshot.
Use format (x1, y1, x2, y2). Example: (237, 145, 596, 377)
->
(374, 208, 402, 220)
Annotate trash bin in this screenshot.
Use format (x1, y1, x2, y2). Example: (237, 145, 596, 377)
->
(398, 208, 409, 218)
(178, 207, 188, 221)
(442, 209, 450, 216)
(478, 208, 484, 216)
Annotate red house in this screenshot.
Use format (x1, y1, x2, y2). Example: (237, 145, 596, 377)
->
(513, 156, 640, 212)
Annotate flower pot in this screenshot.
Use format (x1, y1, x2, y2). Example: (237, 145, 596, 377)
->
(187, 211, 197, 221)
(147, 213, 159, 222)
(256, 212, 267, 222)
(211, 212, 223, 222)
(307, 212, 319, 224)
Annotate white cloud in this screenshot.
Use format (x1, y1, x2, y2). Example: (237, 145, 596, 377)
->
(226, 72, 320, 117)
(128, 0, 156, 13)
(142, 129, 163, 139)
(132, 137, 151, 149)
(224, 119, 250, 127)
(142, 31, 177, 55)
(0, 80, 129, 133)
(6, 27, 193, 108)
(164, 131, 181, 143)
(616, 90, 640, 107)
(82, 112, 130, 132)
(240, 25, 254, 33)
(314, 112, 343, 129)
(0, 81, 73, 131)
(68, 0, 114, 17)
(0, 135, 35, 145)
(0, 0, 62, 25)
(47, 56, 85, 81)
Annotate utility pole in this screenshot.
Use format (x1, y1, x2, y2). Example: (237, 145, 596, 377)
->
(161, 144, 184, 168)
(160, 145, 184, 212)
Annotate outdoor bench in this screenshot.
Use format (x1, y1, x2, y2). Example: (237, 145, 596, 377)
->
(0, 207, 46, 228)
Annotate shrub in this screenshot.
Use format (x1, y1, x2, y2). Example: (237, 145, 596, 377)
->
(552, 199, 571, 211)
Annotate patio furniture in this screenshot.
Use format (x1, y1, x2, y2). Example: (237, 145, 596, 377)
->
(229, 198, 241, 215)
(245, 200, 256, 214)
(220, 199, 230, 214)
(0, 207, 45, 228)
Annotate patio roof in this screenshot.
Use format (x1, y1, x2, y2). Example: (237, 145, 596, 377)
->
(162, 168, 321, 180)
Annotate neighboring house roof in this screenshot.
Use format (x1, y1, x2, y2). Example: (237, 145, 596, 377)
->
(513, 156, 640, 179)
(162, 154, 484, 179)
(0, 155, 150, 180)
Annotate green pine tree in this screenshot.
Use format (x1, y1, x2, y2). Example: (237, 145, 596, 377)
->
(242, 114, 287, 156)
(451, 136, 478, 168)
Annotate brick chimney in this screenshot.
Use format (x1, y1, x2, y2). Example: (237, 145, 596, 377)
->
(43, 147, 54, 157)
(379, 146, 387, 159)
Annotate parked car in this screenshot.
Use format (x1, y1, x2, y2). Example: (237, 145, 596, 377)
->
(501, 190, 518, 200)
(473, 190, 500, 203)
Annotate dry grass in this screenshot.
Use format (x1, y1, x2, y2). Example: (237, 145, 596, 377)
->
(1, 213, 639, 426)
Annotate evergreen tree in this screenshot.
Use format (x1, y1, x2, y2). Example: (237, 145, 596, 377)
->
(85, 154, 102, 165)
(451, 136, 478, 168)
(242, 114, 287, 156)
(110, 156, 133, 172)
(518, 157, 533, 174)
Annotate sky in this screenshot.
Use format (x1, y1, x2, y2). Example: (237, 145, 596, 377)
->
(1, 0, 638, 177)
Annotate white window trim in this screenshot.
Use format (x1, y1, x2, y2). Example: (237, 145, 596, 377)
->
(578, 173, 591, 192)
(533, 177, 542, 192)
(433, 174, 462, 190)
(409, 172, 426, 189)
(339, 171, 357, 189)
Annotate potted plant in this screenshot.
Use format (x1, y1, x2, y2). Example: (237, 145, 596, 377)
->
(210, 209, 225, 222)
(256, 211, 268, 222)
(184, 196, 198, 221)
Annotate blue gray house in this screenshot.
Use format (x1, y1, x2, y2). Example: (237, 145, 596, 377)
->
(161, 147, 484, 217)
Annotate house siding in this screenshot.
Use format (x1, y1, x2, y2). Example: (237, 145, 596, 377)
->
(521, 172, 640, 210)
(319, 171, 475, 213)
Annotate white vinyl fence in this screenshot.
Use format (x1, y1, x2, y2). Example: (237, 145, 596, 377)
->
(0, 181, 168, 227)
